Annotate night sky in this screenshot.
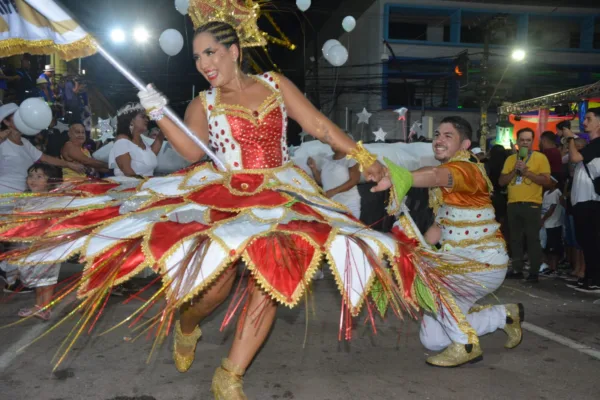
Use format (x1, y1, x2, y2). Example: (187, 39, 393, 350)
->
(58, 0, 345, 118)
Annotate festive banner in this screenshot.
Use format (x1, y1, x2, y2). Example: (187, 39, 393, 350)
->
(0, 0, 96, 60)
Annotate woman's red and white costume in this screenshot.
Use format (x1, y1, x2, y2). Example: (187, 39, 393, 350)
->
(1, 73, 437, 345)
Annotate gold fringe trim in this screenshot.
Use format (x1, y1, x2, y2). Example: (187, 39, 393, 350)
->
(0, 35, 97, 61)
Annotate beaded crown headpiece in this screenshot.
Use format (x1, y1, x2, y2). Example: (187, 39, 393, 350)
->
(188, 0, 267, 48)
(117, 103, 145, 117)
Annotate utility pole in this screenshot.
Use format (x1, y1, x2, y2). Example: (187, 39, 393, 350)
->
(479, 29, 490, 152)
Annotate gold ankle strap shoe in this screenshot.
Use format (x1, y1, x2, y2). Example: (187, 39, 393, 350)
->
(173, 320, 202, 373)
(211, 358, 248, 400)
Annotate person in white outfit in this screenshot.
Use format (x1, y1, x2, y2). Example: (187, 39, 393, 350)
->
(108, 103, 164, 280)
(108, 103, 163, 178)
(306, 147, 361, 219)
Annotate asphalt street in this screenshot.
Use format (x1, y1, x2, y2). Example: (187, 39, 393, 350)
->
(1, 264, 599, 400)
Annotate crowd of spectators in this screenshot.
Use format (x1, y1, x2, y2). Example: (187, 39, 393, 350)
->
(477, 108, 600, 294)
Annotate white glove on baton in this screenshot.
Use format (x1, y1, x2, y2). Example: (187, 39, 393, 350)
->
(137, 84, 168, 121)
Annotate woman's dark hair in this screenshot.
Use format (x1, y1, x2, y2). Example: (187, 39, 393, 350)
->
(195, 21, 240, 53)
(194, 21, 248, 71)
(27, 163, 63, 188)
(1, 114, 13, 130)
(116, 110, 143, 139)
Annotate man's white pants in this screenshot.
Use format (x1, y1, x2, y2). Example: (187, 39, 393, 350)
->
(419, 246, 509, 351)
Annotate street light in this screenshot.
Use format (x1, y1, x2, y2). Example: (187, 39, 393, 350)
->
(110, 28, 125, 43)
(133, 27, 150, 43)
(511, 48, 526, 62)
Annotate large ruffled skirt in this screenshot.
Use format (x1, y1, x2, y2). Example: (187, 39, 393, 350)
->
(0, 162, 444, 364)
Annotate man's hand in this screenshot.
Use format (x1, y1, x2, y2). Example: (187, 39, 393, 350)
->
(515, 160, 527, 172)
(562, 128, 575, 139)
(370, 175, 392, 192)
(363, 160, 386, 183)
(325, 189, 336, 198)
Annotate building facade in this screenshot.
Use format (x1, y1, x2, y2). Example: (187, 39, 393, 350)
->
(308, 0, 600, 142)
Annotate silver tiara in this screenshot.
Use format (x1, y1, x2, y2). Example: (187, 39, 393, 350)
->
(117, 103, 145, 117)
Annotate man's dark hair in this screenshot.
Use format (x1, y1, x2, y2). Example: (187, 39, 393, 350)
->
(440, 116, 472, 141)
(540, 130, 557, 143)
(587, 107, 600, 119)
(516, 127, 535, 139)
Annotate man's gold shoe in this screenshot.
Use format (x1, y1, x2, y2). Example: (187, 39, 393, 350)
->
(211, 358, 248, 400)
(173, 320, 202, 373)
(503, 303, 524, 349)
(426, 342, 483, 367)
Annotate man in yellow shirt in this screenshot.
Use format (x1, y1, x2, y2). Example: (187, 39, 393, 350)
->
(500, 128, 551, 282)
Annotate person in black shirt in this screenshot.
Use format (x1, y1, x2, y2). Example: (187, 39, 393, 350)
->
(43, 114, 69, 158)
(562, 108, 600, 293)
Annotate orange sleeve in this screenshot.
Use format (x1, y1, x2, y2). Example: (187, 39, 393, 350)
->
(444, 161, 488, 194)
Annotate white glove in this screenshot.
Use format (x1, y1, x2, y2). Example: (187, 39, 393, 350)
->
(138, 84, 168, 111)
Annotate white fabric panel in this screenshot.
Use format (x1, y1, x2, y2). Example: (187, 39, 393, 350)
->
(183, 168, 223, 188)
(312, 205, 361, 225)
(20, 236, 87, 264)
(358, 229, 397, 255)
(164, 238, 227, 300)
(274, 168, 317, 194)
(141, 176, 191, 196)
(328, 235, 374, 309)
(251, 207, 285, 221)
(86, 216, 152, 257)
(166, 204, 209, 224)
(16, 196, 115, 212)
(211, 215, 273, 251)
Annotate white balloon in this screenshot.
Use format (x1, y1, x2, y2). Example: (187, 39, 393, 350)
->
(174, 0, 189, 15)
(14, 109, 41, 136)
(18, 97, 52, 130)
(159, 29, 184, 56)
(342, 16, 356, 33)
(296, 0, 311, 12)
(325, 44, 348, 67)
(322, 39, 341, 59)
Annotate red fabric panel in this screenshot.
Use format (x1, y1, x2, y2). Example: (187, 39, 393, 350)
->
(188, 184, 289, 209)
(148, 221, 209, 261)
(49, 206, 121, 232)
(246, 233, 315, 302)
(277, 220, 332, 248)
(229, 173, 265, 193)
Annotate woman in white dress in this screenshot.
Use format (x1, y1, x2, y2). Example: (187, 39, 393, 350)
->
(108, 103, 164, 178)
(307, 148, 362, 219)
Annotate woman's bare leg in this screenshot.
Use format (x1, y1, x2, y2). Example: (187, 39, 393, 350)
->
(226, 285, 278, 370)
(177, 266, 237, 355)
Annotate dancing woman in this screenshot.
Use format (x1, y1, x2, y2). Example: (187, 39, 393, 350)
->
(138, 18, 387, 398)
(0, 2, 448, 399)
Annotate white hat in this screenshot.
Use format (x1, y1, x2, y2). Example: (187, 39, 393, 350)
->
(0, 103, 18, 122)
(44, 65, 55, 72)
(471, 147, 483, 155)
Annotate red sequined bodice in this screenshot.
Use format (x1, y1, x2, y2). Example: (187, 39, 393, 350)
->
(204, 72, 290, 170)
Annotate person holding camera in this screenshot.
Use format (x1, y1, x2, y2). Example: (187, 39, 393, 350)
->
(561, 107, 600, 293)
(499, 128, 551, 283)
